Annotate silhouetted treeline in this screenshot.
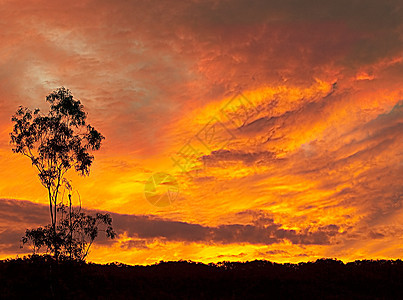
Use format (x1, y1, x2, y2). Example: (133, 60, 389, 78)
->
(1, 256, 402, 299)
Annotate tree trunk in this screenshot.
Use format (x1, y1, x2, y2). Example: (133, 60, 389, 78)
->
(69, 193, 72, 259)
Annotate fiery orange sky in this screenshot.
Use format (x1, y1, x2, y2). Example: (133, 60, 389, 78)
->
(0, 0, 403, 265)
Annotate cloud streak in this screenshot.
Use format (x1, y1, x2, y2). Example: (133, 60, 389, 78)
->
(0, 199, 340, 253)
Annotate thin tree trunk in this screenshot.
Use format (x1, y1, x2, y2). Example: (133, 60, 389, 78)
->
(48, 187, 54, 227)
(48, 187, 58, 260)
(69, 193, 72, 259)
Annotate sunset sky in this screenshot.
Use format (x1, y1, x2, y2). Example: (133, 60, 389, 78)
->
(0, 0, 403, 265)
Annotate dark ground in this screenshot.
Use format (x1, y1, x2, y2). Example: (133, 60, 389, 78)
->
(0, 256, 402, 299)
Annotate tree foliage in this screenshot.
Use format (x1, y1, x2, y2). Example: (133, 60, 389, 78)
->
(22, 201, 116, 261)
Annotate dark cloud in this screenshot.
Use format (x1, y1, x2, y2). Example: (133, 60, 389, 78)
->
(201, 149, 276, 166)
(0, 199, 341, 251)
(0, 199, 49, 254)
(217, 252, 246, 259)
(0, 228, 28, 254)
(0, 199, 48, 225)
(119, 239, 149, 250)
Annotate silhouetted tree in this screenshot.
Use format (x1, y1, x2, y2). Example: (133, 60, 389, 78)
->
(11, 87, 115, 260)
(22, 180, 115, 261)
